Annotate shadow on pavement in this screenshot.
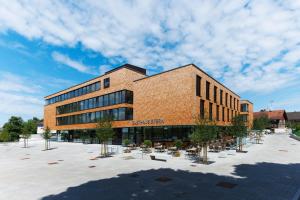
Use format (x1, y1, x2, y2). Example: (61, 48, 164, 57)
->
(41, 162, 300, 200)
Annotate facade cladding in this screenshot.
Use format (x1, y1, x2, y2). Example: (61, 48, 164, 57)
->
(44, 64, 253, 144)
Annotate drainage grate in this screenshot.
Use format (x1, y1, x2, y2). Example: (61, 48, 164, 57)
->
(216, 181, 237, 189)
(279, 150, 288, 152)
(88, 165, 96, 168)
(89, 157, 98, 160)
(58, 160, 64, 162)
(155, 176, 172, 183)
(48, 162, 58, 165)
(21, 158, 30, 160)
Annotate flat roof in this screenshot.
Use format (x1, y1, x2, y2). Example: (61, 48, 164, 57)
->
(241, 99, 253, 104)
(134, 63, 240, 97)
(44, 64, 146, 99)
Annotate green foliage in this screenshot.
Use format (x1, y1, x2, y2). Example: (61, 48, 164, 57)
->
(22, 122, 33, 139)
(42, 126, 52, 150)
(190, 115, 218, 146)
(174, 139, 183, 149)
(123, 139, 131, 147)
(253, 116, 270, 131)
(143, 140, 152, 148)
(42, 127, 52, 140)
(3, 116, 24, 141)
(95, 117, 115, 143)
(230, 115, 247, 138)
(0, 129, 11, 142)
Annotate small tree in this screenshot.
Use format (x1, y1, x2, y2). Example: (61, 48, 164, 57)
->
(174, 139, 183, 150)
(143, 140, 152, 148)
(253, 116, 269, 143)
(96, 117, 115, 157)
(230, 115, 247, 152)
(0, 129, 11, 142)
(42, 126, 52, 150)
(2, 116, 24, 141)
(190, 113, 218, 164)
(21, 122, 32, 148)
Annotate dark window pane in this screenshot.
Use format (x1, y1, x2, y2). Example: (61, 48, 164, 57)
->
(196, 75, 201, 96)
(200, 100, 205, 119)
(98, 96, 103, 107)
(103, 95, 109, 106)
(89, 99, 93, 109)
(119, 108, 125, 120)
(95, 82, 100, 90)
(104, 78, 110, 88)
(115, 92, 121, 104)
(113, 109, 118, 120)
(206, 81, 210, 100)
(109, 93, 115, 105)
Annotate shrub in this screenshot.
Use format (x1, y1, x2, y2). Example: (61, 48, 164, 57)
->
(123, 139, 130, 147)
(143, 140, 152, 148)
(174, 139, 183, 150)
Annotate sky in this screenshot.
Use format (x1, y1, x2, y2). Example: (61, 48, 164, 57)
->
(0, 0, 300, 126)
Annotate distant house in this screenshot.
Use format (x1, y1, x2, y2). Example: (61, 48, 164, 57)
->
(287, 112, 300, 124)
(254, 110, 287, 129)
(37, 120, 44, 134)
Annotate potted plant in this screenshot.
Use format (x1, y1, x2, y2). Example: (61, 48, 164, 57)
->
(123, 139, 131, 153)
(143, 140, 152, 153)
(174, 139, 183, 157)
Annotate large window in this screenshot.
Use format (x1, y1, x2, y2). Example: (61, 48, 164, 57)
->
(206, 81, 210, 100)
(216, 105, 220, 121)
(209, 103, 213, 121)
(220, 90, 223, 105)
(241, 103, 249, 112)
(196, 75, 201, 97)
(56, 90, 133, 115)
(222, 107, 225, 121)
(45, 81, 101, 105)
(214, 86, 217, 103)
(230, 96, 232, 108)
(225, 93, 228, 106)
(56, 107, 133, 125)
(227, 108, 230, 122)
(200, 100, 205, 119)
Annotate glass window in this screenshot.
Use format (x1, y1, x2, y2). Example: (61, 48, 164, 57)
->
(91, 112, 95, 122)
(119, 108, 125, 120)
(103, 95, 109, 106)
(82, 87, 87, 94)
(95, 82, 100, 90)
(125, 108, 133, 120)
(121, 90, 126, 103)
(214, 86, 217, 103)
(104, 78, 110, 88)
(89, 99, 93, 109)
(98, 96, 103, 107)
(75, 89, 78, 97)
(80, 101, 84, 110)
(115, 91, 121, 104)
(206, 81, 210, 100)
(96, 111, 100, 122)
(84, 100, 89, 110)
(113, 109, 118, 120)
(216, 105, 220, 121)
(126, 90, 133, 103)
(91, 83, 96, 92)
(79, 88, 82, 96)
(200, 100, 205, 119)
(196, 75, 201, 97)
(209, 103, 213, 121)
(82, 113, 86, 123)
(109, 93, 115, 105)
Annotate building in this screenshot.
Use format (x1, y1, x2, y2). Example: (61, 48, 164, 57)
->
(254, 110, 287, 129)
(240, 100, 253, 128)
(287, 111, 300, 124)
(44, 64, 253, 144)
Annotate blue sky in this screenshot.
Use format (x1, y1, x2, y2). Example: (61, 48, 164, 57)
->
(0, 0, 300, 126)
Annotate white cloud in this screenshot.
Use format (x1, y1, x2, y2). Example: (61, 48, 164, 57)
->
(52, 51, 96, 74)
(0, 0, 300, 93)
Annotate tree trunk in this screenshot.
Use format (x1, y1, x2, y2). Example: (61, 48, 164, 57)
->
(203, 144, 208, 164)
(24, 138, 26, 148)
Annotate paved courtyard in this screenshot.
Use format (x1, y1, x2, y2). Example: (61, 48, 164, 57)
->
(0, 133, 299, 200)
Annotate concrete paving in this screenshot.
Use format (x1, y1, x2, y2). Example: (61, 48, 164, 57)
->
(0, 133, 299, 200)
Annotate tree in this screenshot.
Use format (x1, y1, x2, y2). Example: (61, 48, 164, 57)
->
(21, 122, 32, 148)
(0, 129, 11, 142)
(230, 115, 247, 152)
(95, 117, 115, 157)
(190, 114, 218, 164)
(253, 116, 269, 143)
(3, 116, 24, 141)
(42, 126, 52, 150)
